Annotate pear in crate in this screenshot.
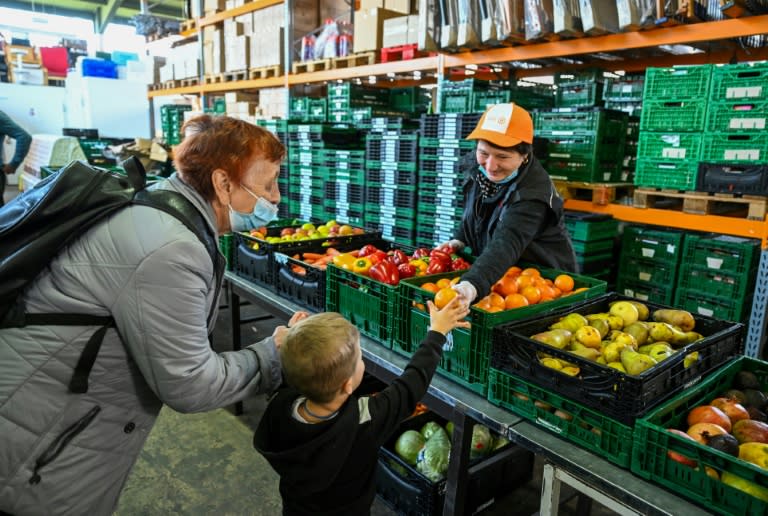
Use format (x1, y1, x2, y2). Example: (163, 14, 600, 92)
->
(647, 322, 676, 343)
(653, 309, 695, 331)
(620, 347, 657, 376)
(609, 301, 639, 326)
(607, 330, 638, 350)
(590, 318, 610, 339)
(570, 347, 601, 362)
(602, 340, 631, 364)
(587, 313, 624, 331)
(531, 329, 572, 349)
(623, 321, 650, 346)
(573, 325, 602, 349)
(550, 312, 588, 333)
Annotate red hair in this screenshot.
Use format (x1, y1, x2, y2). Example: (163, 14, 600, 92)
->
(173, 115, 286, 201)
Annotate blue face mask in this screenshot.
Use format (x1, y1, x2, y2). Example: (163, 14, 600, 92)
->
(479, 165, 518, 184)
(229, 185, 278, 232)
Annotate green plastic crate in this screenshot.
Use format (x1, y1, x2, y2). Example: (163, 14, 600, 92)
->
(218, 234, 233, 270)
(643, 65, 713, 100)
(617, 257, 679, 288)
(564, 213, 619, 242)
(396, 268, 607, 396)
(640, 99, 709, 132)
(615, 277, 676, 305)
(710, 61, 768, 102)
(571, 238, 614, 255)
(637, 132, 703, 161)
(603, 75, 645, 102)
(632, 356, 768, 515)
(676, 266, 756, 302)
(487, 368, 634, 468)
(535, 108, 627, 136)
(706, 100, 768, 132)
(674, 288, 753, 323)
(545, 133, 625, 162)
(634, 159, 699, 190)
(700, 132, 768, 163)
(681, 234, 760, 274)
(555, 81, 604, 108)
(546, 158, 622, 183)
(621, 225, 685, 266)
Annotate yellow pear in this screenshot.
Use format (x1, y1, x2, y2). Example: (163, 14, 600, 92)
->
(540, 357, 564, 370)
(683, 351, 699, 368)
(606, 361, 626, 373)
(738, 442, 768, 469)
(609, 301, 639, 327)
(574, 325, 602, 349)
(628, 300, 650, 321)
(569, 347, 601, 362)
(561, 366, 580, 376)
(602, 340, 629, 363)
(620, 347, 657, 376)
(647, 322, 675, 343)
(550, 312, 589, 333)
(531, 329, 572, 349)
(623, 321, 649, 347)
(647, 342, 674, 362)
(653, 309, 695, 331)
(608, 330, 638, 350)
(590, 318, 610, 339)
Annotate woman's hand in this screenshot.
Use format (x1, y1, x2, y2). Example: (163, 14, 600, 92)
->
(288, 311, 309, 327)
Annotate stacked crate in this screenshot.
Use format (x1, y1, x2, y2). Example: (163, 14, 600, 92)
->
(554, 69, 605, 108)
(364, 129, 419, 246)
(535, 108, 627, 182)
(674, 234, 760, 323)
(257, 119, 291, 219)
(287, 124, 326, 221)
(699, 61, 768, 187)
(622, 116, 640, 182)
(635, 65, 712, 190)
(327, 82, 391, 124)
(414, 113, 480, 248)
(323, 148, 366, 225)
(509, 81, 555, 111)
(388, 86, 431, 116)
(602, 74, 644, 117)
(563, 212, 618, 286)
(289, 96, 327, 122)
(440, 78, 505, 113)
(615, 225, 685, 305)
(160, 104, 192, 145)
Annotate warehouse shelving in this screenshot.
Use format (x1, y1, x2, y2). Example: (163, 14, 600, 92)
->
(149, 9, 768, 355)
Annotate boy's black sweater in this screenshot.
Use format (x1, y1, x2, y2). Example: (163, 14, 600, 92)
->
(253, 330, 446, 516)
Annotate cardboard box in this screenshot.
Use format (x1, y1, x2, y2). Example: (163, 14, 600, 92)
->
(384, 0, 413, 14)
(382, 16, 409, 48)
(360, 0, 385, 8)
(354, 8, 402, 53)
(406, 14, 419, 44)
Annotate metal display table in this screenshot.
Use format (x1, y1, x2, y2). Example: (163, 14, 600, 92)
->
(225, 271, 712, 516)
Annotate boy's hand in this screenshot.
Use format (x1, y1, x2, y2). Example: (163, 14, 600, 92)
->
(288, 311, 309, 327)
(427, 296, 471, 336)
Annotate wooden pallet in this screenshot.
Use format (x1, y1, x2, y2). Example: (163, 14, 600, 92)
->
(179, 77, 199, 87)
(204, 74, 224, 84)
(223, 69, 248, 82)
(148, 83, 164, 91)
(633, 188, 768, 220)
(380, 44, 430, 63)
(180, 19, 196, 34)
(554, 181, 634, 206)
(291, 58, 330, 74)
(331, 52, 376, 69)
(163, 79, 182, 89)
(248, 65, 280, 80)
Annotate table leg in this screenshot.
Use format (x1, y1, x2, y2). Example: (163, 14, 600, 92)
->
(540, 462, 561, 516)
(443, 402, 472, 516)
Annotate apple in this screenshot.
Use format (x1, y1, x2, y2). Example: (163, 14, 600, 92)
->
(666, 429, 698, 467)
(710, 397, 750, 425)
(280, 227, 295, 236)
(338, 224, 354, 236)
(687, 405, 732, 433)
(329, 224, 340, 234)
(687, 422, 728, 445)
(352, 227, 365, 235)
(301, 222, 316, 232)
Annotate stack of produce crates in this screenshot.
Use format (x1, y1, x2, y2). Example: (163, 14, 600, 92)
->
(699, 61, 768, 191)
(388, 86, 431, 116)
(674, 234, 760, 323)
(622, 116, 640, 182)
(414, 113, 480, 248)
(616, 225, 685, 305)
(257, 119, 291, 219)
(364, 128, 419, 246)
(160, 104, 192, 145)
(554, 69, 605, 108)
(489, 293, 743, 468)
(636, 65, 712, 190)
(534, 107, 628, 182)
(439, 78, 505, 113)
(289, 96, 326, 122)
(322, 148, 366, 225)
(602, 73, 644, 117)
(563, 211, 618, 286)
(509, 81, 555, 110)
(327, 82, 391, 124)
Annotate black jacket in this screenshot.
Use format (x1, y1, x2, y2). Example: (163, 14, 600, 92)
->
(253, 331, 446, 516)
(454, 152, 577, 298)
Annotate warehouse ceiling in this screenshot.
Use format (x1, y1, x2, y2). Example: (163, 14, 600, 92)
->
(0, 0, 187, 32)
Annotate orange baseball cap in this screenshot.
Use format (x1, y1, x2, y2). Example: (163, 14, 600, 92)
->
(466, 103, 534, 147)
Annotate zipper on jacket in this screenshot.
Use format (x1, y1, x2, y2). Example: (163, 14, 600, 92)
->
(29, 405, 101, 485)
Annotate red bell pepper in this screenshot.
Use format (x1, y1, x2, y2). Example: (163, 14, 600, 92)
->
(426, 260, 447, 274)
(390, 249, 409, 266)
(369, 250, 388, 265)
(369, 260, 400, 285)
(412, 248, 430, 259)
(451, 257, 471, 271)
(429, 249, 452, 264)
(358, 244, 379, 258)
(397, 263, 417, 279)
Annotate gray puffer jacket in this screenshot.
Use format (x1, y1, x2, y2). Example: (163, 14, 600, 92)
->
(0, 174, 281, 516)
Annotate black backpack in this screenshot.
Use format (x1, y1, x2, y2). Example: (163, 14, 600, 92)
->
(0, 157, 224, 393)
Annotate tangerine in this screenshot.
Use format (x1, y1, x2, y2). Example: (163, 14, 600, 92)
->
(436, 278, 452, 289)
(486, 305, 504, 313)
(521, 285, 542, 305)
(521, 267, 541, 277)
(421, 282, 439, 293)
(434, 287, 458, 309)
(516, 275, 534, 290)
(505, 266, 522, 277)
(474, 298, 492, 311)
(504, 293, 529, 309)
(488, 292, 506, 309)
(495, 275, 518, 297)
(554, 274, 575, 293)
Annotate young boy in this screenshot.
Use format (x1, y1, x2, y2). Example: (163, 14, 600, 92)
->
(253, 298, 471, 516)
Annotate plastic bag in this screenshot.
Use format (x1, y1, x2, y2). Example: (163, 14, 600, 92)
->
(579, 0, 619, 35)
(524, 0, 554, 41)
(456, 0, 481, 48)
(553, 0, 583, 36)
(494, 0, 526, 43)
(617, 0, 657, 30)
(313, 18, 339, 60)
(418, 0, 441, 51)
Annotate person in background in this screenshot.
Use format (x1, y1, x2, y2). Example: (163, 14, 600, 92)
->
(254, 298, 471, 516)
(0, 109, 32, 207)
(0, 115, 287, 515)
(446, 102, 577, 306)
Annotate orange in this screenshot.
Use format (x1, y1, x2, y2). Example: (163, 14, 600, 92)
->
(516, 275, 533, 290)
(486, 305, 504, 313)
(434, 287, 458, 309)
(496, 275, 518, 297)
(554, 274, 575, 293)
(504, 293, 529, 309)
(488, 292, 506, 309)
(521, 285, 542, 305)
(539, 284, 558, 301)
(474, 298, 492, 311)
(412, 301, 426, 312)
(521, 267, 541, 277)
(436, 278, 452, 289)
(421, 282, 439, 293)
(506, 266, 522, 277)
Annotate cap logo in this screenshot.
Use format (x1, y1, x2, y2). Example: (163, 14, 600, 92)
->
(480, 103, 513, 134)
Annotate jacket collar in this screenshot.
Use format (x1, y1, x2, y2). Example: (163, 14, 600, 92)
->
(153, 173, 220, 237)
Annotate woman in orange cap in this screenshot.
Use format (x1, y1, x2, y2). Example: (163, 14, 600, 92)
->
(446, 102, 577, 305)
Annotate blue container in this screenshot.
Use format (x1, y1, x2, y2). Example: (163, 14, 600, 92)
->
(81, 58, 118, 79)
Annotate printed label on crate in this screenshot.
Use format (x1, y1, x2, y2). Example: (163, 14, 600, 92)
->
(535, 417, 564, 434)
(662, 148, 687, 159)
(641, 248, 655, 258)
(666, 244, 676, 254)
(724, 149, 761, 160)
(706, 257, 724, 269)
(726, 86, 762, 99)
(383, 170, 395, 184)
(639, 272, 651, 281)
(729, 118, 765, 130)
(384, 190, 394, 204)
(682, 375, 703, 390)
(602, 172, 611, 181)
(550, 130, 576, 136)
(696, 306, 714, 317)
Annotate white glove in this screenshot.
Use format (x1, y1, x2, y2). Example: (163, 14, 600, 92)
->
(441, 239, 466, 252)
(452, 281, 477, 307)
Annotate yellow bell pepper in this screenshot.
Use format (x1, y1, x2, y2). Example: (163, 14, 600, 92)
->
(409, 259, 428, 275)
(352, 257, 373, 275)
(332, 253, 356, 271)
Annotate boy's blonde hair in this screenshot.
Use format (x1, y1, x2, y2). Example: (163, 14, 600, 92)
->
(281, 312, 360, 403)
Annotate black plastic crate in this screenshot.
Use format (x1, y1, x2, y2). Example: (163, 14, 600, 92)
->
(419, 113, 482, 139)
(376, 412, 534, 516)
(696, 162, 768, 195)
(418, 157, 462, 176)
(366, 167, 419, 186)
(366, 185, 418, 209)
(325, 182, 365, 204)
(491, 293, 744, 425)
